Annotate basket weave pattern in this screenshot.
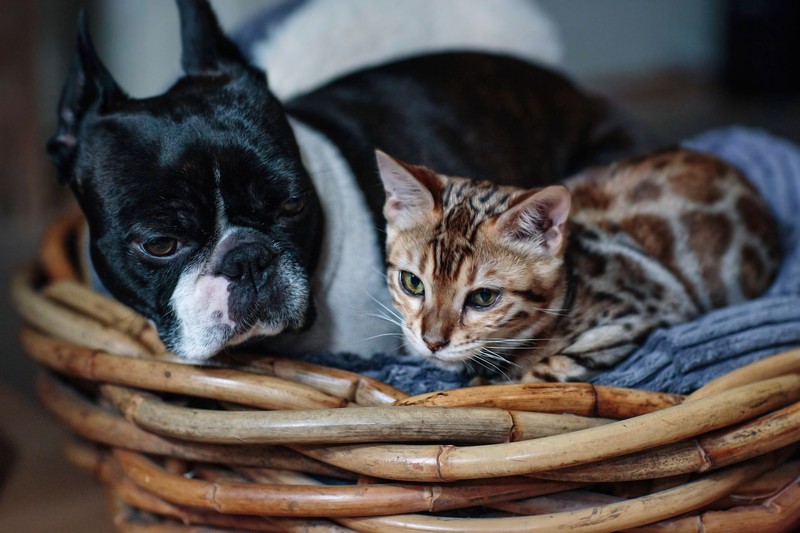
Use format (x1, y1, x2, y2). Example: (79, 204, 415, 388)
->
(11, 213, 800, 532)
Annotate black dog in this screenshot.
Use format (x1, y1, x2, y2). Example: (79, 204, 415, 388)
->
(47, 0, 642, 360)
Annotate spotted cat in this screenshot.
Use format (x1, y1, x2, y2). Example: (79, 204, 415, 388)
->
(377, 149, 780, 382)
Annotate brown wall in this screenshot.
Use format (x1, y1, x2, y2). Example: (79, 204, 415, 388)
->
(0, 0, 89, 220)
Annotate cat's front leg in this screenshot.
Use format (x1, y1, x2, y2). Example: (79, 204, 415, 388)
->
(519, 354, 595, 383)
(526, 318, 659, 382)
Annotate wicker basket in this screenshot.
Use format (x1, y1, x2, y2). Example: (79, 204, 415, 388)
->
(11, 212, 800, 532)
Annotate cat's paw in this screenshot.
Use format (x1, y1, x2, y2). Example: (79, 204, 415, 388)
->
(519, 370, 548, 383)
(520, 355, 593, 383)
(468, 375, 491, 387)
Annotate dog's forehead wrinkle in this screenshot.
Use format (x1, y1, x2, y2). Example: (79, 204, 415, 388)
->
(215, 163, 308, 225)
(96, 95, 294, 189)
(213, 162, 227, 229)
(213, 162, 222, 186)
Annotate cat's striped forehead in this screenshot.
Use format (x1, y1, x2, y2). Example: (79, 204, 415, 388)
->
(441, 178, 515, 217)
(431, 178, 516, 279)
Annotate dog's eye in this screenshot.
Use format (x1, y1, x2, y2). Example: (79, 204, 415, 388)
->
(141, 237, 179, 258)
(280, 196, 306, 217)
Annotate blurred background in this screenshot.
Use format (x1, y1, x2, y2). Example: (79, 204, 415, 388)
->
(1, 0, 798, 530)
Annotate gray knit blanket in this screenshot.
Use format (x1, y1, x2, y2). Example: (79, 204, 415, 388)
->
(592, 127, 800, 392)
(299, 127, 800, 395)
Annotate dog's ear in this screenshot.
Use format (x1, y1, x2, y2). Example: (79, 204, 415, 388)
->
(47, 10, 124, 184)
(176, 0, 249, 75)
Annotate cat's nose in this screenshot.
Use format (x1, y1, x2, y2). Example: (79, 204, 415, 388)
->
(423, 336, 450, 353)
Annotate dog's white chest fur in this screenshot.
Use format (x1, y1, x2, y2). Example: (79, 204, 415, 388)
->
(264, 120, 402, 357)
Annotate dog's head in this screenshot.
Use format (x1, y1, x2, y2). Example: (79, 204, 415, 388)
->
(47, 0, 323, 360)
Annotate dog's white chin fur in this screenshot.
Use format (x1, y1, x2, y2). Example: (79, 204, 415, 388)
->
(251, 0, 563, 100)
(167, 267, 290, 361)
(170, 324, 285, 361)
(228, 323, 286, 348)
(169, 318, 288, 362)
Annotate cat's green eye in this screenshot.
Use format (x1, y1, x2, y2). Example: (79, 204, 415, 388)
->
(400, 271, 425, 296)
(467, 288, 500, 308)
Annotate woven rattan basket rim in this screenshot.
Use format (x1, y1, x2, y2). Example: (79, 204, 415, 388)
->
(12, 212, 800, 531)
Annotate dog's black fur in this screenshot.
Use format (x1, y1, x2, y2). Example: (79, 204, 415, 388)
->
(288, 52, 638, 224)
(47, 0, 644, 359)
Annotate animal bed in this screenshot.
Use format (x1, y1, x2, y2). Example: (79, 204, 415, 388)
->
(11, 127, 800, 531)
(276, 127, 800, 396)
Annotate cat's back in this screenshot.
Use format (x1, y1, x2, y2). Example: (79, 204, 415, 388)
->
(566, 149, 780, 311)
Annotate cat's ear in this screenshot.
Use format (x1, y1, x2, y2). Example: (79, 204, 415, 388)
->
(376, 150, 443, 229)
(495, 185, 571, 255)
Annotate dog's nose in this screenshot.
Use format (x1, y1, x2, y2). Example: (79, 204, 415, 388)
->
(218, 244, 273, 289)
(423, 336, 450, 353)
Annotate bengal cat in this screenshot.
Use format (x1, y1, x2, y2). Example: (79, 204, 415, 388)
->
(377, 149, 780, 382)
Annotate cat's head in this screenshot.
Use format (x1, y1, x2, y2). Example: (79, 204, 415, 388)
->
(376, 150, 571, 376)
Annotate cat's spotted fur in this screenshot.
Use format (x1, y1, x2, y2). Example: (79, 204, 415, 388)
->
(377, 149, 780, 382)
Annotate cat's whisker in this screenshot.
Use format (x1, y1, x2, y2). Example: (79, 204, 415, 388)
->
(470, 354, 496, 374)
(474, 359, 504, 379)
(481, 342, 549, 351)
(368, 310, 402, 323)
(358, 332, 406, 343)
(475, 351, 505, 369)
(481, 338, 535, 345)
(480, 342, 533, 349)
(480, 335, 541, 342)
(465, 361, 476, 376)
(370, 300, 402, 322)
(481, 340, 535, 349)
(482, 336, 553, 345)
(479, 347, 522, 370)
(531, 307, 570, 317)
(529, 304, 570, 314)
(364, 312, 405, 329)
(371, 266, 390, 279)
(532, 306, 569, 312)
(476, 347, 507, 363)
(474, 352, 513, 382)
(485, 346, 540, 353)
(361, 289, 403, 321)
(330, 296, 403, 324)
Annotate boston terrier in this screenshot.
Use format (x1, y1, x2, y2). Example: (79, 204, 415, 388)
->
(47, 0, 643, 361)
